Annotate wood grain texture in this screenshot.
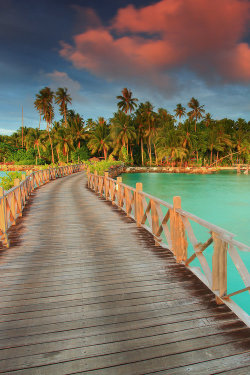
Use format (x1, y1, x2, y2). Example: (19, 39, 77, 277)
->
(0, 173, 249, 374)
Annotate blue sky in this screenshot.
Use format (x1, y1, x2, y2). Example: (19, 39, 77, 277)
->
(0, 0, 250, 135)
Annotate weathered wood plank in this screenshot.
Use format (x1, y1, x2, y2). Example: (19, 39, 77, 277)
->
(0, 173, 249, 374)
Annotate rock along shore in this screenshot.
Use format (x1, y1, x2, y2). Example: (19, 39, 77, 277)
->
(108, 165, 217, 178)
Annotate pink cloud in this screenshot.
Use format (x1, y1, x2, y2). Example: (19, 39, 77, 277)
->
(60, 0, 250, 85)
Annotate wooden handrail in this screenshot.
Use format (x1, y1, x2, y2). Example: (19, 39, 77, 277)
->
(0, 164, 84, 247)
(87, 170, 250, 327)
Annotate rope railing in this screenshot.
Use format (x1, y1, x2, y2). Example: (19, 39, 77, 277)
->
(0, 164, 84, 247)
(87, 169, 250, 327)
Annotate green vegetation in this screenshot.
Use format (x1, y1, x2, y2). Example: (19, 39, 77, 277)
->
(85, 160, 123, 176)
(0, 172, 23, 190)
(0, 87, 249, 167)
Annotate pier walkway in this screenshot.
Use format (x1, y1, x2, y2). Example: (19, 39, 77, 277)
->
(0, 172, 250, 374)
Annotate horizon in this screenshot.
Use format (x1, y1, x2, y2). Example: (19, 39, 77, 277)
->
(1, 0, 250, 134)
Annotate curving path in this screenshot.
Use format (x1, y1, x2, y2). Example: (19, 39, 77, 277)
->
(0, 172, 250, 374)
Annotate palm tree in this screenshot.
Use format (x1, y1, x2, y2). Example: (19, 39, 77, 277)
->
(34, 87, 55, 163)
(55, 88, 72, 127)
(116, 88, 138, 114)
(174, 104, 186, 125)
(140, 102, 155, 166)
(204, 113, 213, 128)
(17, 126, 29, 149)
(54, 127, 73, 163)
(110, 111, 136, 155)
(68, 113, 87, 149)
(134, 105, 147, 165)
(88, 120, 110, 160)
(187, 97, 205, 132)
(26, 128, 45, 158)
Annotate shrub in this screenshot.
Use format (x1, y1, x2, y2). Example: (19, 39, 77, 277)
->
(71, 146, 90, 162)
(86, 160, 123, 175)
(0, 171, 23, 191)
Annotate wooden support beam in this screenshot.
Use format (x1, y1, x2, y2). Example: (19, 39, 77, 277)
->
(117, 177, 122, 208)
(104, 172, 109, 199)
(212, 232, 228, 302)
(135, 183, 143, 227)
(171, 196, 187, 263)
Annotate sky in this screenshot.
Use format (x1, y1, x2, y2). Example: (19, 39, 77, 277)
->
(0, 0, 250, 135)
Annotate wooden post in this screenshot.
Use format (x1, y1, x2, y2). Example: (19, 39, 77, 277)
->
(135, 183, 143, 227)
(14, 179, 22, 216)
(0, 187, 9, 247)
(117, 177, 122, 208)
(151, 200, 160, 245)
(87, 167, 90, 188)
(94, 170, 98, 191)
(172, 196, 187, 263)
(212, 232, 228, 304)
(104, 172, 109, 200)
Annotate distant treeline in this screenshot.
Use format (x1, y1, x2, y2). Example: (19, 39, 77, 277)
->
(0, 87, 249, 166)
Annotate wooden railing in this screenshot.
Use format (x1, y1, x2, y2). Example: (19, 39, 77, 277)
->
(0, 164, 84, 247)
(88, 170, 250, 326)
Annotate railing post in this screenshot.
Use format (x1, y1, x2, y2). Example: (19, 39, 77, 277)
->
(117, 177, 122, 208)
(14, 178, 22, 216)
(87, 167, 90, 188)
(151, 200, 161, 246)
(171, 196, 187, 263)
(94, 170, 98, 191)
(0, 187, 9, 248)
(212, 232, 228, 304)
(135, 183, 143, 227)
(104, 172, 109, 200)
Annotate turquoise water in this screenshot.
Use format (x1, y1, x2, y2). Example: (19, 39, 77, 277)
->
(121, 171, 250, 314)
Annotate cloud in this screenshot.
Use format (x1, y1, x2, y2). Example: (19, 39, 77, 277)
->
(60, 0, 250, 91)
(0, 128, 15, 135)
(45, 70, 84, 102)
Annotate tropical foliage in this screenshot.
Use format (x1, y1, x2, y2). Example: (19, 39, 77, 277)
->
(0, 87, 249, 167)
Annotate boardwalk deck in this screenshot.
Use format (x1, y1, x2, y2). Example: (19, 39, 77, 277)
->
(0, 173, 249, 374)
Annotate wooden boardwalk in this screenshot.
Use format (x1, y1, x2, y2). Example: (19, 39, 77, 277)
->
(0, 172, 249, 374)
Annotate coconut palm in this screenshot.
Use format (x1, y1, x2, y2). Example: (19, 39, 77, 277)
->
(174, 104, 186, 125)
(140, 102, 155, 166)
(187, 97, 205, 132)
(53, 127, 74, 163)
(55, 88, 72, 127)
(204, 113, 213, 128)
(26, 128, 46, 158)
(34, 87, 55, 163)
(110, 111, 136, 155)
(116, 88, 138, 114)
(88, 120, 111, 160)
(68, 113, 87, 149)
(134, 105, 147, 165)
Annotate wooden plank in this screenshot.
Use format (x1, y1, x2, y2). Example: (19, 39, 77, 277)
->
(1, 328, 249, 372)
(1, 172, 249, 375)
(2, 338, 250, 375)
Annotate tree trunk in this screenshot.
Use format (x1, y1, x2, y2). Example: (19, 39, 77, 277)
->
(67, 152, 69, 163)
(149, 137, 152, 166)
(210, 149, 213, 164)
(37, 145, 41, 158)
(104, 147, 107, 160)
(47, 130, 54, 163)
(78, 140, 80, 149)
(153, 143, 158, 165)
(56, 148, 60, 163)
(141, 137, 144, 166)
(64, 104, 67, 128)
